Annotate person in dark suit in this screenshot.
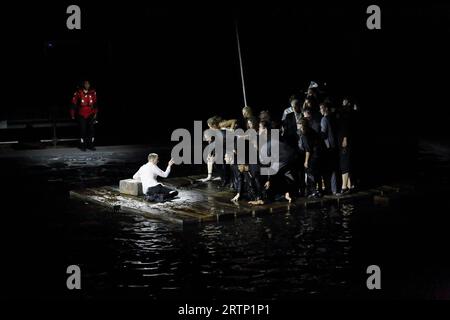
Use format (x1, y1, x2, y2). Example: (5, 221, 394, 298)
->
(336, 98, 356, 194)
(282, 98, 302, 149)
(320, 102, 339, 195)
(280, 99, 303, 195)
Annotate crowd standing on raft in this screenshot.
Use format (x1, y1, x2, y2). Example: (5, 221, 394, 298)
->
(199, 81, 361, 205)
(130, 81, 360, 205)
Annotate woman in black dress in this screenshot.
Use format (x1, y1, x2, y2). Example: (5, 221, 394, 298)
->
(337, 99, 355, 193)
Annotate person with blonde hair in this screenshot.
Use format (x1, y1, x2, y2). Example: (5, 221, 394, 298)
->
(133, 153, 178, 202)
(242, 106, 253, 118)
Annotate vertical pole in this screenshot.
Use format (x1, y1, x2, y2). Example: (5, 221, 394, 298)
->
(235, 20, 248, 107)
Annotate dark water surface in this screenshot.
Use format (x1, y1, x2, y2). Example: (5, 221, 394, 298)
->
(62, 201, 357, 299)
(0, 140, 448, 300)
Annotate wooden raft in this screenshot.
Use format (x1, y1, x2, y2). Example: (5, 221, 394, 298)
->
(70, 175, 413, 226)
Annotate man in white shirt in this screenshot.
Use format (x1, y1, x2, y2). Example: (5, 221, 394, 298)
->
(133, 153, 178, 201)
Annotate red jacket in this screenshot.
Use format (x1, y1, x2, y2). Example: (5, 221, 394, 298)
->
(71, 89, 98, 119)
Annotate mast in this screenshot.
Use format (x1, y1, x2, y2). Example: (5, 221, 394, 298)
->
(235, 20, 248, 107)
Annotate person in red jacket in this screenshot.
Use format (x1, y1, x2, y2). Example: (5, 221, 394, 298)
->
(71, 80, 98, 151)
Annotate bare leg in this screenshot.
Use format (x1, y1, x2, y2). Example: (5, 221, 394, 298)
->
(285, 192, 292, 203)
(199, 159, 214, 182)
(342, 173, 349, 190)
(347, 176, 353, 189)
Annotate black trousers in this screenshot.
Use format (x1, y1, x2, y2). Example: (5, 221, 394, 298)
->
(297, 152, 306, 195)
(266, 162, 298, 200)
(79, 115, 95, 146)
(235, 165, 263, 200)
(220, 163, 231, 186)
(339, 146, 351, 174)
(306, 162, 321, 195)
(322, 149, 339, 194)
(145, 184, 178, 202)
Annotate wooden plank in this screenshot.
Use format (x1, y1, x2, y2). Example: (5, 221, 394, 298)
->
(70, 190, 196, 225)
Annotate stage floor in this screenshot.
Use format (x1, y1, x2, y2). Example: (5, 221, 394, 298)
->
(70, 175, 413, 226)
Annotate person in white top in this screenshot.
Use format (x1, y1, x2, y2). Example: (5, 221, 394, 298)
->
(198, 116, 237, 182)
(133, 153, 178, 201)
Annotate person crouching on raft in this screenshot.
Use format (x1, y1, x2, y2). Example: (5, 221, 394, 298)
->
(133, 153, 178, 202)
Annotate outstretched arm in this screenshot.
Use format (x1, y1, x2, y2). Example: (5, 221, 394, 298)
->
(219, 119, 237, 129)
(154, 159, 175, 178)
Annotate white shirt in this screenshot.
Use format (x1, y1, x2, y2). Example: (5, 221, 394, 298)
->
(281, 106, 294, 121)
(133, 162, 171, 193)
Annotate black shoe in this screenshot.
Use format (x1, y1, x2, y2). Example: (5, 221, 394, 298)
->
(169, 190, 179, 198)
(335, 188, 350, 197)
(87, 146, 96, 151)
(308, 192, 321, 199)
(79, 145, 86, 152)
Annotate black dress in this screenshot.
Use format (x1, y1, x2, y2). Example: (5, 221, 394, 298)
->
(337, 111, 352, 174)
(282, 112, 301, 150)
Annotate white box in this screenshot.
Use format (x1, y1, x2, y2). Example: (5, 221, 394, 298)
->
(119, 179, 143, 196)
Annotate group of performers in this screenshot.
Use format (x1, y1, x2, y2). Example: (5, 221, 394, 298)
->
(70, 80, 358, 204)
(199, 81, 359, 205)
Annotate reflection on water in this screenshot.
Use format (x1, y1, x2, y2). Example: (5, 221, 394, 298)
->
(64, 202, 359, 299)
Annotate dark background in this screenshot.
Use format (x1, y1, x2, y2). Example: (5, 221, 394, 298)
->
(1, 1, 439, 145)
(0, 1, 449, 304)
